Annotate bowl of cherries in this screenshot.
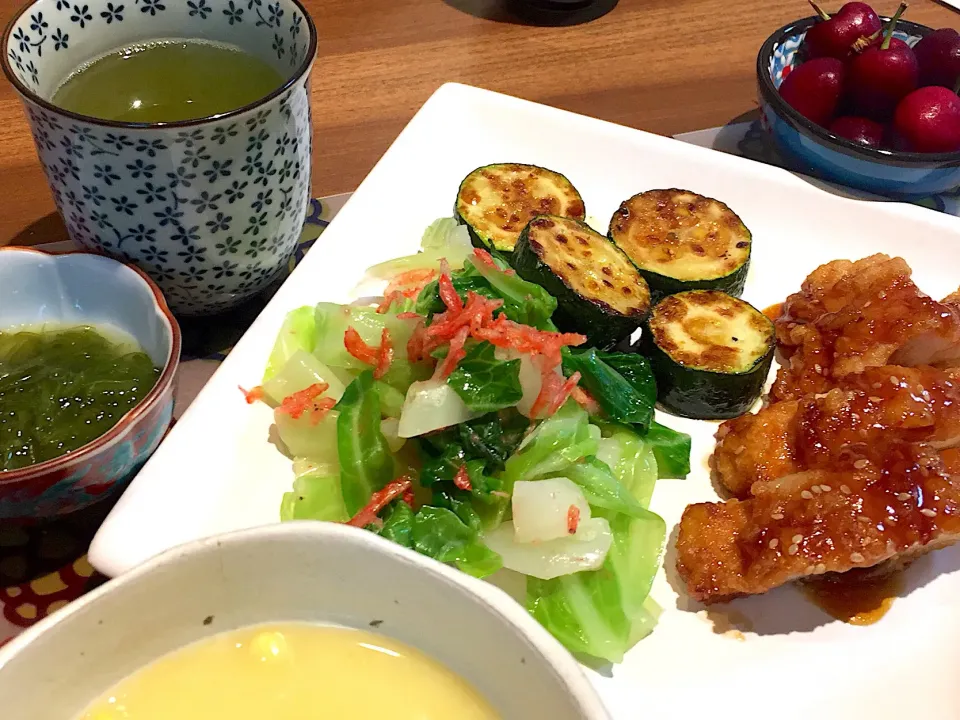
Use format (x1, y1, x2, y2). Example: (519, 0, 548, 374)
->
(757, 2, 960, 197)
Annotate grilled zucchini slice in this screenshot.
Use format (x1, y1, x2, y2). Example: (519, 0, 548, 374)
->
(642, 290, 774, 419)
(513, 215, 650, 348)
(609, 189, 751, 301)
(455, 163, 585, 254)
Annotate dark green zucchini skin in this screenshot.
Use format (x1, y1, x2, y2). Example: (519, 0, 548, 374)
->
(635, 261, 749, 305)
(454, 163, 585, 255)
(642, 333, 773, 419)
(641, 290, 774, 420)
(456, 206, 501, 256)
(513, 217, 649, 349)
(461, 220, 496, 255)
(549, 306, 629, 350)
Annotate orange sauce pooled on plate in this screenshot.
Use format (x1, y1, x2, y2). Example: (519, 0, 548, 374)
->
(763, 302, 785, 322)
(803, 571, 904, 626)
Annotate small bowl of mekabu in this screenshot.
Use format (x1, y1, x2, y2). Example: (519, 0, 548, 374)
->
(0, 247, 180, 521)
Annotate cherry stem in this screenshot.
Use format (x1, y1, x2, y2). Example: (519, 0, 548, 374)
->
(808, 0, 831, 20)
(852, 30, 880, 53)
(953, 76, 960, 96)
(880, 2, 908, 51)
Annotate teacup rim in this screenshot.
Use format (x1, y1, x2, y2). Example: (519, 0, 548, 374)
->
(0, 246, 182, 485)
(0, 0, 318, 130)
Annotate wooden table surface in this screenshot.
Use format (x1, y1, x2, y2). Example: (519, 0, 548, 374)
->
(0, 0, 956, 246)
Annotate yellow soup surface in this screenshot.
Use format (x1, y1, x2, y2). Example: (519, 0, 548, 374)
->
(79, 623, 500, 720)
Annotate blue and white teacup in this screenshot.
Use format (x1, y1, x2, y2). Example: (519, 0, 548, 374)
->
(1, 0, 317, 315)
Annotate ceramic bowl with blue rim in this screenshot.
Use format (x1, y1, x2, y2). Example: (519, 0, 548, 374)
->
(0, 247, 180, 522)
(757, 16, 960, 198)
(1, 0, 317, 316)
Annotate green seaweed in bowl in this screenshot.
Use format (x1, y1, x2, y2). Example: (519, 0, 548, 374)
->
(0, 325, 160, 471)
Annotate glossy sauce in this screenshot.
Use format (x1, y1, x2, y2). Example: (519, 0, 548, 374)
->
(803, 570, 903, 626)
(763, 302, 785, 322)
(78, 623, 500, 720)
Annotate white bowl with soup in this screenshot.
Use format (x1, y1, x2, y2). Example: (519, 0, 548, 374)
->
(0, 522, 610, 719)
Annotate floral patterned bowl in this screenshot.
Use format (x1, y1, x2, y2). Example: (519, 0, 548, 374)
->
(0, 247, 180, 522)
(1, 0, 317, 316)
(757, 15, 960, 198)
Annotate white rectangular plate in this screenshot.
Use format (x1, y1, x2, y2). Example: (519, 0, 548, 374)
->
(91, 83, 960, 720)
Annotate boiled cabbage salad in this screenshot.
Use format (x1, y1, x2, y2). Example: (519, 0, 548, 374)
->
(246, 217, 692, 663)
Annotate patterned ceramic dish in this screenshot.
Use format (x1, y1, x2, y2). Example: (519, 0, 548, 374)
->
(757, 16, 960, 198)
(0, 0, 317, 316)
(0, 247, 180, 521)
(0, 522, 610, 719)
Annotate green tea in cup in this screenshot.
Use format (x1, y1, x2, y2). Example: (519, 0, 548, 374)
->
(2, 0, 317, 315)
(51, 39, 285, 123)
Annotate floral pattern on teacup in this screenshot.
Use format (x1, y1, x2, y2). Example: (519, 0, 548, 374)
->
(23, 91, 312, 314)
(5, 0, 316, 315)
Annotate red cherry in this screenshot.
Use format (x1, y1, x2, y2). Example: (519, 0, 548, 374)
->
(861, 36, 911, 53)
(803, 1, 883, 60)
(913, 28, 960, 89)
(780, 57, 846, 126)
(847, 4, 918, 120)
(893, 86, 960, 152)
(829, 116, 884, 147)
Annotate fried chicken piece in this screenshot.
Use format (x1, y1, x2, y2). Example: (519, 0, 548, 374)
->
(942, 448, 960, 474)
(713, 365, 960, 498)
(944, 288, 960, 307)
(771, 255, 960, 401)
(677, 443, 960, 603)
(712, 400, 800, 498)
